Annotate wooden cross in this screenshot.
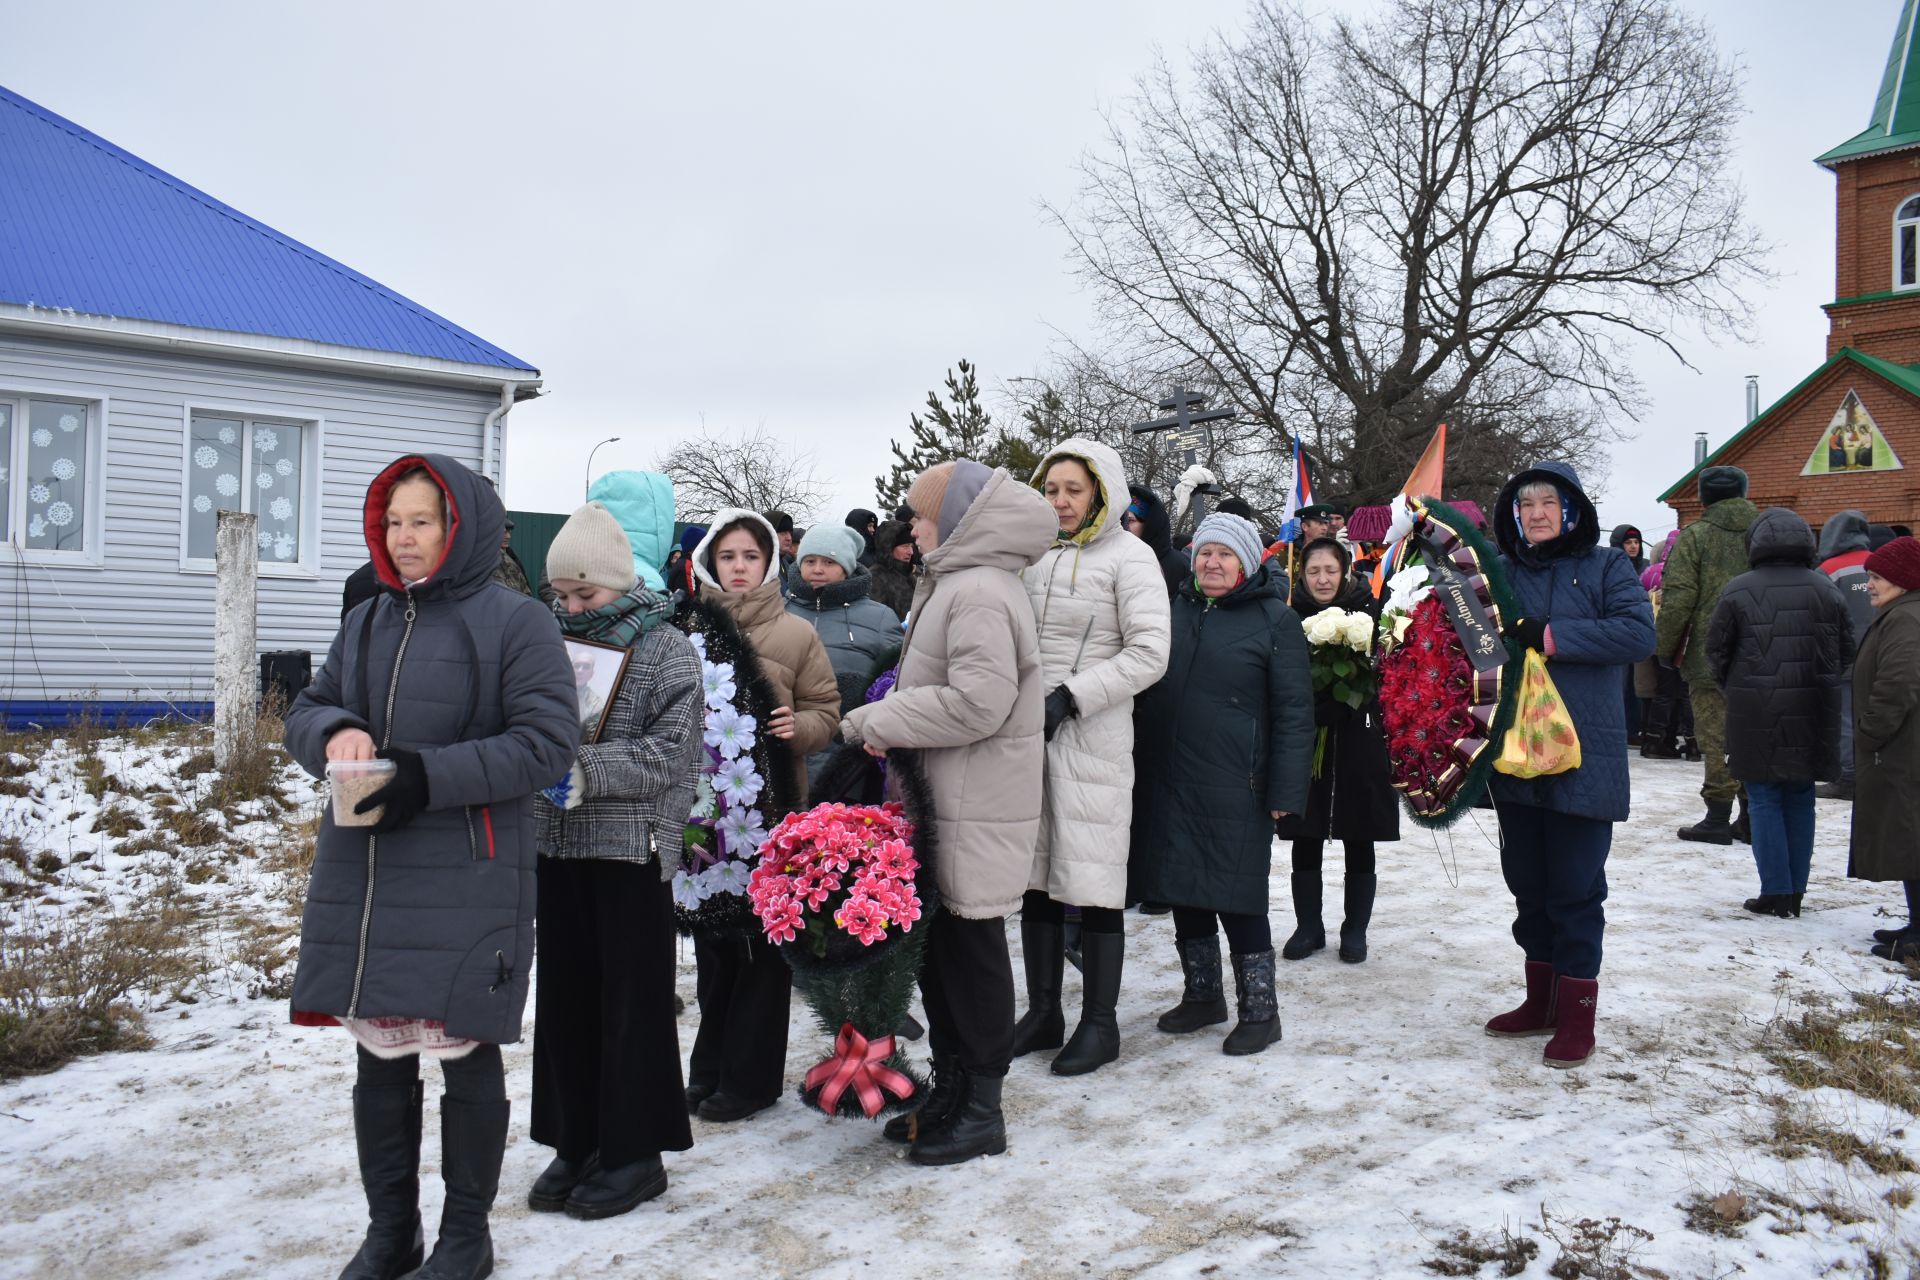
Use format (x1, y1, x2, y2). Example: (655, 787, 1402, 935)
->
(1130, 387, 1237, 532)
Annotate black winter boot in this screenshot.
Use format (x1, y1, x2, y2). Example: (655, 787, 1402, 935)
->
(1157, 936, 1230, 1033)
(414, 1098, 508, 1280)
(908, 1071, 1007, 1166)
(1282, 872, 1326, 960)
(339, 1079, 424, 1280)
(1052, 931, 1122, 1076)
(884, 1052, 958, 1144)
(1339, 875, 1377, 963)
(1223, 949, 1282, 1056)
(1678, 801, 1734, 845)
(1010, 920, 1066, 1057)
(1730, 796, 1752, 845)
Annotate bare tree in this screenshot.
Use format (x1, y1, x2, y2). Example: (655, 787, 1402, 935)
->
(1051, 0, 1767, 505)
(656, 424, 827, 523)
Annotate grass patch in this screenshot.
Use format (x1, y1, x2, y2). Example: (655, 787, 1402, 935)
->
(93, 803, 147, 839)
(1679, 1190, 1754, 1238)
(175, 750, 215, 782)
(161, 807, 224, 848)
(1763, 984, 1920, 1115)
(0, 900, 198, 1078)
(1424, 1224, 1539, 1276)
(1770, 1105, 1917, 1176)
(1539, 1210, 1660, 1279)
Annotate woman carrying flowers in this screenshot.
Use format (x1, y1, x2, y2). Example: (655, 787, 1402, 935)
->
(1278, 537, 1399, 963)
(1133, 512, 1315, 1057)
(527, 498, 705, 1221)
(1483, 461, 1654, 1070)
(678, 510, 839, 1123)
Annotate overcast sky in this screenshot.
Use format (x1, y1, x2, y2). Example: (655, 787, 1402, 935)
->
(0, 0, 1901, 542)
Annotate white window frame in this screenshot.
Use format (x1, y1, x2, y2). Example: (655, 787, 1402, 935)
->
(0, 385, 109, 568)
(177, 403, 325, 579)
(1895, 194, 1920, 291)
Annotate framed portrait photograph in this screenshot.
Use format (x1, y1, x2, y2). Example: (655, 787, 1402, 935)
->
(563, 637, 632, 744)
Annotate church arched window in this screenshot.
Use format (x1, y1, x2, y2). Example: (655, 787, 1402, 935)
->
(1897, 195, 1920, 289)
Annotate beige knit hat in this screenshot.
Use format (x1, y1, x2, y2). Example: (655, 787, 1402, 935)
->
(905, 462, 955, 527)
(547, 501, 637, 593)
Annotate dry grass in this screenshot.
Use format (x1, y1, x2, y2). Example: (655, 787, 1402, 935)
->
(1424, 1224, 1540, 1276)
(1538, 1210, 1661, 1280)
(1762, 984, 1920, 1116)
(1769, 1105, 1917, 1176)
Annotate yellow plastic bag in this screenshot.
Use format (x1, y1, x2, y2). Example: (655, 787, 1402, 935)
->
(1493, 649, 1582, 778)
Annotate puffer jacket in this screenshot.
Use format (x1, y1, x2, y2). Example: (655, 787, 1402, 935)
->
(1021, 440, 1172, 908)
(1849, 591, 1920, 881)
(588, 470, 677, 592)
(1275, 577, 1400, 843)
(868, 523, 918, 621)
(784, 563, 902, 785)
(1706, 509, 1853, 786)
(1819, 510, 1876, 674)
(1131, 564, 1315, 915)
(1656, 495, 1759, 685)
(287, 454, 579, 1044)
(1487, 461, 1656, 823)
(690, 510, 841, 798)
(841, 469, 1057, 919)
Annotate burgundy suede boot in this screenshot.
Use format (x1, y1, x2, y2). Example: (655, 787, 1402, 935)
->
(1484, 960, 1557, 1038)
(1542, 977, 1598, 1069)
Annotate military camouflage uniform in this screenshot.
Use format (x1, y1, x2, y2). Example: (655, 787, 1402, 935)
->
(1654, 497, 1758, 804)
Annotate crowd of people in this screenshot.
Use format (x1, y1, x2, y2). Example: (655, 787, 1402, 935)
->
(289, 448, 1920, 1280)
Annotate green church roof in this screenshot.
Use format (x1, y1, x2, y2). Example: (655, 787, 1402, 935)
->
(1818, 0, 1920, 167)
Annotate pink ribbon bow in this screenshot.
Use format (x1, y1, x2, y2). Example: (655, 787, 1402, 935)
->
(802, 1023, 915, 1117)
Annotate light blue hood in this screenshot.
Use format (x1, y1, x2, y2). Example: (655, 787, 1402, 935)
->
(586, 469, 675, 591)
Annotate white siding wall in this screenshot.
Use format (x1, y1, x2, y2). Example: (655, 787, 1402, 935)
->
(0, 331, 500, 704)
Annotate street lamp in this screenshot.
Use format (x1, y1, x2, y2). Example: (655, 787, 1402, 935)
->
(585, 436, 621, 497)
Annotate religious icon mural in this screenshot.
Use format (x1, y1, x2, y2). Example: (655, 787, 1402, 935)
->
(1802, 388, 1905, 476)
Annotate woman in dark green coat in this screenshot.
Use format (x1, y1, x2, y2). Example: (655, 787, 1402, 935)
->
(1133, 513, 1314, 1055)
(1850, 537, 1920, 960)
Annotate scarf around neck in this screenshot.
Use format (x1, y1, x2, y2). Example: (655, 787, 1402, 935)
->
(555, 582, 673, 649)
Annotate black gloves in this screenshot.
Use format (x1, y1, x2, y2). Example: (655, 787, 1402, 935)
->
(1043, 686, 1078, 741)
(1505, 616, 1549, 653)
(357, 748, 430, 834)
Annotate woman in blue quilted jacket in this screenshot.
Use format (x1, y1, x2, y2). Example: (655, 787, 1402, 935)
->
(1483, 461, 1655, 1071)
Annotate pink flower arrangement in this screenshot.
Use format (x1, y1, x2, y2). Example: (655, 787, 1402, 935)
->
(749, 802, 922, 952)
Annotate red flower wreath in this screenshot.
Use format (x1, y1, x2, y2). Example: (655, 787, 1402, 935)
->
(1378, 596, 1480, 801)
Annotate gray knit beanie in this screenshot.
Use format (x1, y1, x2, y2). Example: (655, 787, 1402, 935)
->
(795, 523, 864, 577)
(1190, 512, 1265, 578)
(547, 501, 637, 593)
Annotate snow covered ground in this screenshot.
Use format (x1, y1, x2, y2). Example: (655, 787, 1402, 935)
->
(1, 737, 1916, 1279)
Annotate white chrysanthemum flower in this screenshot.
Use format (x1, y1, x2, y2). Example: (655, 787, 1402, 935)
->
(701, 660, 737, 711)
(276, 457, 294, 477)
(192, 495, 212, 514)
(30, 428, 51, 448)
(253, 427, 277, 454)
(58, 413, 79, 433)
(216, 473, 239, 497)
(45, 501, 73, 528)
(28, 484, 49, 504)
(194, 445, 219, 469)
(703, 706, 757, 759)
(255, 471, 273, 490)
(49, 458, 75, 481)
(269, 497, 293, 521)
(713, 756, 763, 807)
(218, 425, 236, 444)
(273, 533, 296, 560)
(717, 806, 768, 857)
(709, 859, 752, 895)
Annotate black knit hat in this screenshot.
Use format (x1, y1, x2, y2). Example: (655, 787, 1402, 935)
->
(1697, 466, 1748, 505)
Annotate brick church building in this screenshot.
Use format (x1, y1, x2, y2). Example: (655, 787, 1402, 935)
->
(1663, 0, 1920, 529)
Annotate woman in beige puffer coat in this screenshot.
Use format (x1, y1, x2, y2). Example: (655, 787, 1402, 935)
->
(1011, 439, 1170, 1077)
(841, 460, 1056, 1167)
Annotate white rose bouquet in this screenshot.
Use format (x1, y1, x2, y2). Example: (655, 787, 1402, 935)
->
(1302, 605, 1377, 776)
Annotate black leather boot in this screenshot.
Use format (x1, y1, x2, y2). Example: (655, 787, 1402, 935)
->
(415, 1098, 508, 1280)
(1339, 874, 1376, 963)
(1222, 949, 1282, 1056)
(1010, 920, 1065, 1057)
(908, 1072, 1006, 1166)
(564, 1154, 667, 1220)
(1052, 931, 1122, 1076)
(526, 1151, 597, 1213)
(1281, 871, 1326, 960)
(1678, 800, 1734, 845)
(1157, 936, 1229, 1033)
(884, 1052, 958, 1144)
(338, 1079, 424, 1280)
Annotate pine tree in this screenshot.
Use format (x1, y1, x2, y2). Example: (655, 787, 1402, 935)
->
(989, 384, 1081, 480)
(875, 360, 999, 512)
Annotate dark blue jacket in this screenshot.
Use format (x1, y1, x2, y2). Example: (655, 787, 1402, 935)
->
(1488, 461, 1656, 823)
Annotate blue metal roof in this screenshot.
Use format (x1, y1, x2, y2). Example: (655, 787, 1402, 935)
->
(0, 85, 536, 374)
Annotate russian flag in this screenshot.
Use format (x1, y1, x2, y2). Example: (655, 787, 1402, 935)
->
(1276, 437, 1313, 544)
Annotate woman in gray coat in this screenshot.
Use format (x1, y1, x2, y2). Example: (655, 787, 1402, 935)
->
(287, 455, 579, 1280)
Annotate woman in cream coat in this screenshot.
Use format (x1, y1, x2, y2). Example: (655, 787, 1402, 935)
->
(1012, 439, 1171, 1076)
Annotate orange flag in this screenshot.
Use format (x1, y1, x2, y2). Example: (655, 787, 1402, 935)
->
(1371, 423, 1448, 597)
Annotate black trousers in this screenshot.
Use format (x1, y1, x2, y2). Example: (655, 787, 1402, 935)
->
(1021, 889, 1124, 933)
(688, 927, 792, 1103)
(356, 1041, 504, 1101)
(1290, 838, 1376, 879)
(919, 909, 1015, 1077)
(531, 857, 692, 1166)
(1171, 907, 1272, 955)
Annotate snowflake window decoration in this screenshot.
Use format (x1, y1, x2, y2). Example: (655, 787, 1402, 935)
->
(49, 458, 75, 481)
(256, 530, 273, 550)
(27, 516, 45, 539)
(253, 427, 277, 454)
(28, 484, 49, 505)
(58, 413, 79, 433)
(273, 532, 296, 560)
(192, 494, 212, 514)
(269, 497, 293, 521)
(218, 425, 237, 445)
(30, 428, 51, 448)
(194, 445, 219, 470)
(45, 501, 74, 528)
(215, 473, 239, 497)
(255, 471, 273, 491)
(0, 467, 8, 483)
